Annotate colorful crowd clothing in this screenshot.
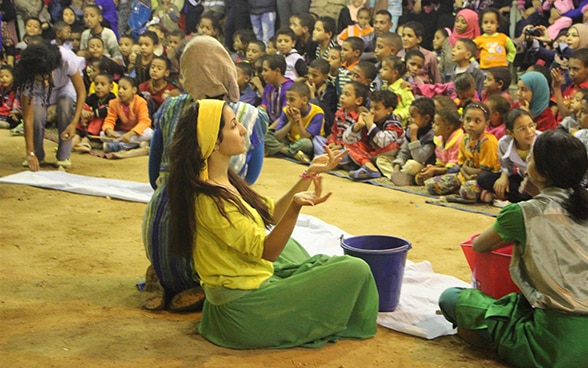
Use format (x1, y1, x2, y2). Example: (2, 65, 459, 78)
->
(327, 108, 359, 147)
(103, 94, 152, 136)
(443, 61, 485, 95)
(473, 33, 516, 69)
(139, 80, 178, 111)
(240, 85, 260, 107)
(439, 187, 588, 368)
(282, 50, 308, 80)
(385, 78, 415, 125)
(433, 128, 464, 169)
(194, 193, 379, 349)
(337, 24, 375, 49)
(335, 61, 358, 98)
(397, 47, 441, 84)
(77, 92, 116, 136)
(315, 39, 338, 61)
(80, 27, 122, 61)
(391, 125, 436, 168)
(261, 78, 295, 123)
(486, 124, 506, 141)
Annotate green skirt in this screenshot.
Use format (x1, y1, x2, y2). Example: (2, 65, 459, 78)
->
(198, 238, 379, 349)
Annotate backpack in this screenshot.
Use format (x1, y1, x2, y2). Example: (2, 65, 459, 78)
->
(128, 0, 151, 41)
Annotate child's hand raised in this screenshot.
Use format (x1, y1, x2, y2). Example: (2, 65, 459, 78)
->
(551, 68, 564, 89)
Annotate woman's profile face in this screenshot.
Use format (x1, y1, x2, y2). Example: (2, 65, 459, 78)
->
(215, 105, 247, 157)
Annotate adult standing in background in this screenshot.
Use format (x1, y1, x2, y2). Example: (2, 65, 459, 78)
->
(276, 0, 311, 29)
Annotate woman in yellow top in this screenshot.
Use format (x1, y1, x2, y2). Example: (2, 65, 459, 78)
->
(166, 99, 379, 349)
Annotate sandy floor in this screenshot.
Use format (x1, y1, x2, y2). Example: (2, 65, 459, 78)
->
(0, 129, 508, 367)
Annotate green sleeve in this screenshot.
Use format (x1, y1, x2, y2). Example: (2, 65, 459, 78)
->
(506, 36, 517, 63)
(493, 203, 526, 247)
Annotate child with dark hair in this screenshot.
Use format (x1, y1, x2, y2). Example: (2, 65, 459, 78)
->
(261, 54, 294, 124)
(440, 130, 588, 368)
(433, 27, 453, 76)
(345, 89, 404, 180)
(444, 39, 484, 95)
(552, 48, 588, 119)
(337, 7, 374, 51)
(152, 0, 181, 35)
(313, 16, 338, 61)
(290, 13, 317, 64)
(380, 55, 414, 125)
(307, 58, 337, 132)
(474, 8, 516, 69)
(232, 29, 257, 63)
(398, 21, 440, 84)
(0, 65, 21, 130)
(133, 30, 159, 85)
(80, 5, 122, 63)
(139, 55, 180, 112)
(275, 28, 308, 82)
(70, 25, 84, 54)
(454, 73, 480, 109)
(267, 36, 278, 55)
(53, 21, 72, 48)
(486, 94, 511, 140)
(558, 88, 588, 134)
(404, 48, 425, 84)
(246, 40, 267, 64)
(335, 36, 364, 99)
(236, 61, 260, 107)
(350, 61, 377, 91)
(198, 11, 223, 40)
(481, 66, 513, 104)
(15, 17, 43, 54)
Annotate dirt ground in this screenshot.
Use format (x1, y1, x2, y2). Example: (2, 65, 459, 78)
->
(0, 129, 508, 368)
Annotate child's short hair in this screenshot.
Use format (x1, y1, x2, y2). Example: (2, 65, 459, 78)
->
(344, 37, 365, 55)
(436, 107, 461, 130)
(504, 108, 532, 131)
(486, 67, 511, 92)
(236, 61, 254, 78)
(233, 29, 257, 44)
(275, 27, 296, 42)
(405, 48, 424, 63)
(410, 97, 435, 120)
(0, 64, 14, 74)
(249, 39, 266, 52)
(26, 35, 44, 45)
(83, 4, 102, 15)
(370, 89, 398, 110)
(348, 81, 370, 106)
(378, 32, 402, 51)
(570, 48, 588, 67)
(264, 54, 287, 75)
(480, 7, 503, 26)
(88, 36, 104, 47)
(436, 27, 450, 38)
(94, 72, 113, 83)
(434, 95, 457, 111)
(119, 75, 138, 88)
(294, 13, 315, 33)
(120, 33, 135, 41)
(317, 16, 336, 37)
(487, 94, 510, 115)
(268, 36, 277, 46)
(288, 82, 311, 99)
(53, 21, 70, 33)
(71, 24, 84, 34)
(147, 23, 163, 33)
(356, 61, 378, 82)
(402, 21, 424, 38)
(24, 17, 42, 29)
(456, 38, 478, 58)
(200, 11, 222, 35)
(152, 55, 172, 70)
(309, 58, 330, 75)
(169, 29, 186, 40)
(454, 73, 476, 93)
(382, 55, 406, 75)
(139, 30, 159, 45)
(463, 101, 490, 120)
(357, 7, 371, 18)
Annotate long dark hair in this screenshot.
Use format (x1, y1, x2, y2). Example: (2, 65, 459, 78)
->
(533, 130, 588, 223)
(14, 43, 62, 105)
(167, 102, 274, 260)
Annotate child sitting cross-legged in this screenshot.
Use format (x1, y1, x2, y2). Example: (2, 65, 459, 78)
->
(345, 89, 405, 180)
(265, 82, 325, 162)
(425, 101, 500, 203)
(306, 58, 337, 134)
(102, 77, 153, 156)
(0, 65, 21, 130)
(415, 107, 464, 186)
(138, 55, 180, 113)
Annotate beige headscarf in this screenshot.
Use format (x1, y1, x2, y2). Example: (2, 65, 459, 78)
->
(197, 99, 226, 181)
(180, 35, 240, 103)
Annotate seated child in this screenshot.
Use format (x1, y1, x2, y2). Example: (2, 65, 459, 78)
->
(53, 21, 72, 49)
(73, 72, 116, 152)
(261, 54, 295, 124)
(0, 65, 21, 129)
(70, 25, 83, 54)
(314, 81, 370, 162)
(102, 76, 153, 153)
(80, 5, 122, 63)
(481, 66, 513, 104)
(250, 56, 266, 100)
(397, 21, 440, 84)
(477, 108, 538, 203)
(198, 11, 223, 40)
(152, 0, 181, 34)
(15, 17, 43, 53)
(345, 90, 405, 179)
(454, 73, 480, 110)
(378, 98, 436, 185)
(266, 36, 278, 55)
(236, 61, 260, 107)
(290, 13, 317, 64)
(425, 102, 500, 202)
(327, 46, 343, 82)
(118, 34, 136, 71)
(264, 82, 325, 162)
(486, 94, 510, 140)
(133, 31, 158, 85)
(139, 55, 180, 113)
(350, 61, 377, 92)
(573, 93, 588, 186)
(307, 58, 337, 134)
(433, 27, 453, 76)
(146, 24, 167, 57)
(246, 40, 267, 64)
(335, 37, 364, 97)
(313, 16, 338, 61)
(337, 7, 374, 50)
(415, 107, 464, 185)
(558, 88, 588, 134)
(380, 56, 415, 125)
(373, 32, 402, 90)
(232, 29, 256, 63)
(275, 27, 308, 82)
(444, 38, 484, 95)
(84, 37, 125, 92)
(474, 8, 516, 70)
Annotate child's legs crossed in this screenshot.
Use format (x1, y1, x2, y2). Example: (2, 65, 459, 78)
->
(425, 174, 460, 195)
(263, 130, 286, 156)
(346, 141, 372, 167)
(285, 137, 312, 156)
(460, 180, 481, 200)
(477, 171, 501, 193)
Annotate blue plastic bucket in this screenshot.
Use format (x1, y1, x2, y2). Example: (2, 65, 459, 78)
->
(341, 235, 411, 312)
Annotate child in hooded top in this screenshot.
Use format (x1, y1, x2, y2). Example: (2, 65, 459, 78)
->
(477, 108, 539, 204)
(345, 89, 404, 180)
(425, 101, 500, 202)
(415, 107, 464, 186)
(448, 8, 480, 47)
(486, 94, 510, 140)
(377, 97, 436, 185)
(481, 66, 513, 104)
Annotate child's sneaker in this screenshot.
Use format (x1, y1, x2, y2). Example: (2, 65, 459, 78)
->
(103, 142, 122, 153)
(293, 150, 311, 163)
(349, 166, 381, 180)
(10, 121, 24, 136)
(55, 158, 72, 168)
(493, 199, 511, 208)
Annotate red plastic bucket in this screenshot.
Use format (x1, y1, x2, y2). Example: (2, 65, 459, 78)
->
(341, 235, 411, 312)
(460, 234, 521, 299)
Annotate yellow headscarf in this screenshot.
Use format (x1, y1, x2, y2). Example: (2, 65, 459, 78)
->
(197, 99, 226, 181)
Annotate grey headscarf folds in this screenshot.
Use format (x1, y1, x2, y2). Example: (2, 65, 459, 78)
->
(180, 35, 240, 103)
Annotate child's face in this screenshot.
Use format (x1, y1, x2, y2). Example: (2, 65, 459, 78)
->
(401, 27, 421, 50)
(568, 58, 588, 86)
(409, 106, 430, 129)
(339, 83, 361, 110)
(289, 16, 304, 37)
(286, 90, 307, 111)
(71, 32, 82, 51)
(168, 35, 183, 51)
(340, 41, 358, 64)
(149, 58, 169, 81)
(119, 37, 134, 57)
(0, 69, 14, 88)
(379, 62, 397, 83)
(236, 67, 249, 90)
(62, 8, 76, 25)
(509, 114, 537, 149)
(277, 34, 295, 55)
(451, 41, 470, 63)
(327, 49, 342, 71)
(129, 45, 141, 64)
(483, 72, 501, 93)
(374, 38, 394, 62)
(432, 114, 453, 137)
(312, 21, 329, 43)
(267, 41, 278, 55)
(198, 18, 217, 37)
(481, 12, 499, 35)
(457, 87, 476, 101)
(516, 80, 533, 106)
(233, 36, 245, 53)
(25, 20, 42, 36)
(487, 102, 502, 127)
(139, 36, 155, 57)
(462, 107, 488, 139)
(246, 43, 264, 63)
(307, 66, 327, 87)
(88, 38, 104, 59)
(93, 74, 112, 98)
(433, 30, 446, 51)
(578, 99, 588, 129)
(373, 13, 392, 36)
(118, 79, 136, 103)
(370, 100, 394, 122)
(84, 7, 102, 29)
(357, 10, 371, 28)
(454, 15, 469, 35)
(569, 91, 585, 114)
(406, 55, 424, 77)
(261, 61, 278, 85)
(566, 27, 582, 49)
(56, 26, 72, 42)
(350, 65, 371, 86)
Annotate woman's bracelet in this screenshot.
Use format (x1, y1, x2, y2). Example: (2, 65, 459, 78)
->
(300, 170, 320, 180)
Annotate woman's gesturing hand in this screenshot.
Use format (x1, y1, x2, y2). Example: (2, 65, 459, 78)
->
(307, 145, 348, 174)
(293, 176, 332, 207)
